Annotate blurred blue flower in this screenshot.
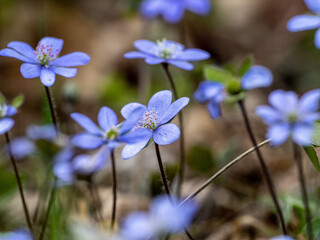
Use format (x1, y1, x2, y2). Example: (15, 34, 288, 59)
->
(287, 0, 320, 48)
(193, 81, 225, 119)
(121, 90, 189, 159)
(140, 0, 211, 23)
(0, 103, 17, 135)
(124, 39, 210, 70)
(26, 124, 56, 140)
(71, 106, 149, 150)
(0, 229, 33, 240)
(6, 137, 36, 160)
(0, 37, 90, 87)
(121, 195, 197, 240)
(270, 236, 294, 240)
(241, 65, 273, 90)
(256, 89, 320, 146)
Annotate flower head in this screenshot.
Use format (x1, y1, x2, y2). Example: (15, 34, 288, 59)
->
(0, 229, 33, 240)
(71, 106, 149, 150)
(140, 0, 211, 23)
(0, 102, 17, 135)
(124, 39, 210, 70)
(256, 89, 320, 146)
(287, 0, 320, 48)
(121, 90, 189, 159)
(121, 195, 197, 240)
(0, 37, 90, 87)
(5, 137, 36, 160)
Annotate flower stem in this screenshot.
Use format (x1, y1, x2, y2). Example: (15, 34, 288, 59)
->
(238, 100, 287, 235)
(4, 132, 34, 235)
(293, 143, 313, 240)
(111, 150, 117, 229)
(161, 63, 185, 197)
(88, 180, 102, 222)
(180, 139, 270, 206)
(44, 86, 59, 136)
(154, 143, 194, 240)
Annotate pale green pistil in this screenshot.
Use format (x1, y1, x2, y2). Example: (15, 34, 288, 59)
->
(156, 39, 175, 59)
(287, 112, 298, 123)
(104, 126, 120, 140)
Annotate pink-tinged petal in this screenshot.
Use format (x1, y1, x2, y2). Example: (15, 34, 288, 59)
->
(20, 63, 41, 78)
(39, 37, 64, 55)
(71, 133, 104, 149)
(148, 90, 172, 116)
(40, 67, 56, 87)
(167, 60, 194, 70)
(51, 52, 90, 67)
(287, 15, 320, 32)
(124, 51, 148, 59)
(97, 106, 118, 132)
(121, 134, 152, 159)
(241, 65, 273, 90)
(70, 112, 101, 135)
(158, 97, 189, 125)
(0, 48, 36, 63)
(292, 124, 313, 146)
(7, 41, 37, 60)
(121, 103, 147, 119)
(134, 40, 157, 55)
(305, 0, 320, 13)
(53, 67, 77, 78)
(178, 49, 210, 61)
(267, 123, 290, 146)
(153, 123, 180, 145)
(0, 118, 14, 135)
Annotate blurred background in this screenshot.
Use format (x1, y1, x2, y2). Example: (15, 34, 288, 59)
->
(1, 0, 320, 239)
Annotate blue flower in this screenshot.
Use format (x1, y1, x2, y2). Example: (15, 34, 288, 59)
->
(121, 90, 189, 159)
(287, 0, 320, 48)
(0, 230, 33, 240)
(241, 65, 273, 90)
(71, 106, 149, 150)
(256, 89, 320, 146)
(140, 0, 211, 23)
(5, 137, 36, 160)
(0, 103, 17, 135)
(26, 124, 56, 140)
(270, 236, 295, 240)
(124, 39, 210, 70)
(0, 37, 90, 87)
(121, 195, 197, 240)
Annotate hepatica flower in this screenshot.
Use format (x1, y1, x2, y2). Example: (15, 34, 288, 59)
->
(0, 229, 33, 240)
(256, 89, 320, 146)
(121, 195, 197, 240)
(0, 103, 17, 135)
(0, 37, 90, 86)
(124, 39, 210, 70)
(287, 0, 320, 48)
(121, 90, 189, 159)
(140, 0, 211, 23)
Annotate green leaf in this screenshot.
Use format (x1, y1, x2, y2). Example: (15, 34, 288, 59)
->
(303, 146, 320, 172)
(238, 55, 253, 77)
(11, 95, 24, 108)
(312, 121, 320, 146)
(204, 65, 239, 85)
(303, 218, 320, 238)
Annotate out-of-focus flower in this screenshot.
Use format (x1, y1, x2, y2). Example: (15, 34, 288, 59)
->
(6, 137, 36, 160)
(140, 0, 211, 23)
(124, 39, 210, 70)
(0, 229, 33, 240)
(270, 236, 295, 240)
(121, 90, 189, 159)
(256, 89, 320, 146)
(0, 37, 90, 87)
(121, 195, 197, 240)
(287, 0, 320, 48)
(241, 65, 273, 90)
(0, 103, 17, 135)
(71, 106, 149, 150)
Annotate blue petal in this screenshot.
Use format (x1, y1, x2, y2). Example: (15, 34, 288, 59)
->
(70, 112, 102, 135)
(158, 97, 189, 125)
(54, 160, 74, 185)
(121, 134, 152, 159)
(167, 60, 194, 70)
(153, 123, 180, 145)
(305, 0, 320, 13)
(315, 27, 320, 48)
(134, 40, 157, 55)
(39, 37, 64, 55)
(255, 105, 281, 124)
(270, 236, 295, 240)
(97, 106, 118, 132)
(53, 67, 77, 78)
(292, 124, 313, 146)
(299, 88, 320, 112)
(6, 106, 17, 117)
(71, 133, 103, 149)
(148, 90, 172, 116)
(40, 67, 56, 87)
(20, 63, 41, 78)
(119, 106, 146, 134)
(140, 0, 164, 18)
(0, 118, 14, 135)
(207, 100, 222, 119)
(0, 48, 36, 63)
(53, 147, 74, 163)
(241, 65, 273, 90)
(118, 129, 153, 144)
(27, 124, 56, 140)
(287, 15, 320, 32)
(8, 137, 36, 160)
(185, 0, 211, 15)
(269, 90, 298, 114)
(124, 51, 148, 59)
(178, 49, 210, 61)
(121, 212, 154, 240)
(145, 57, 165, 64)
(7, 41, 37, 61)
(193, 81, 225, 104)
(1, 229, 33, 240)
(162, 2, 184, 23)
(267, 123, 290, 146)
(121, 103, 147, 119)
(51, 52, 90, 67)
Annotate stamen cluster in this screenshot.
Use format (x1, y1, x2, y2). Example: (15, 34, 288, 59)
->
(137, 108, 159, 130)
(35, 43, 59, 66)
(154, 39, 177, 59)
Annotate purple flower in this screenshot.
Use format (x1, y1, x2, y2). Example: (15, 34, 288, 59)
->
(140, 0, 211, 23)
(0, 37, 90, 87)
(287, 0, 320, 48)
(270, 236, 295, 240)
(241, 65, 273, 90)
(0, 230, 33, 240)
(26, 124, 56, 140)
(0, 103, 17, 135)
(71, 106, 149, 150)
(256, 89, 320, 146)
(121, 195, 197, 240)
(121, 90, 189, 159)
(6, 137, 36, 160)
(124, 39, 210, 70)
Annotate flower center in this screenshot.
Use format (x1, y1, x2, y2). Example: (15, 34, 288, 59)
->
(287, 112, 298, 123)
(136, 108, 159, 130)
(35, 43, 59, 66)
(103, 126, 120, 140)
(0, 104, 8, 118)
(155, 39, 176, 59)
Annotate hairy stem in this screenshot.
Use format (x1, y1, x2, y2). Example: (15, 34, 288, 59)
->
(238, 100, 287, 235)
(44, 86, 59, 136)
(111, 150, 117, 229)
